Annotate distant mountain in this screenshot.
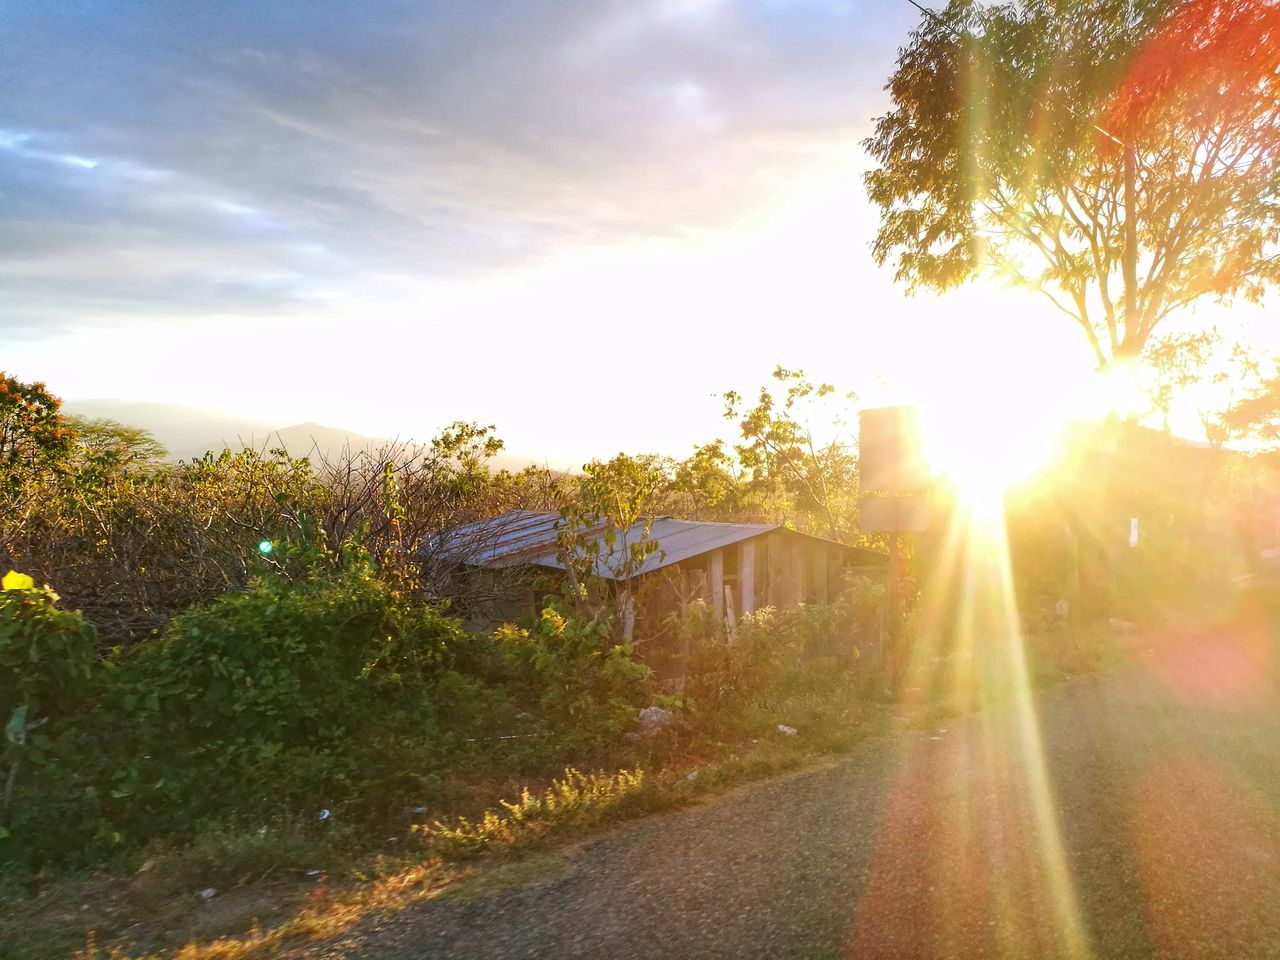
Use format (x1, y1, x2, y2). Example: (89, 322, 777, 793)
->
(61, 400, 538, 471)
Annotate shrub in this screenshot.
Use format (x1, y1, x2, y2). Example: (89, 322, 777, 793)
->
(495, 605, 652, 753)
(144, 813, 351, 891)
(678, 575, 883, 711)
(0, 572, 96, 720)
(123, 556, 500, 819)
(0, 571, 96, 846)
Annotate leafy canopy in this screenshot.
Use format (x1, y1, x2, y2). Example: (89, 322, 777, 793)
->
(722, 366, 859, 539)
(865, 0, 1280, 367)
(0, 373, 75, 472)
(63, 416, 167, 473)
(1220, 357, 1280, 444)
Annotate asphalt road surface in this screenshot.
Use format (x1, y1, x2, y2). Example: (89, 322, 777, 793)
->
(305, 631, 1280, 959)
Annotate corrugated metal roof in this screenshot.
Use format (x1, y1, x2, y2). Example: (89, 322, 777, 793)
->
(434, 510, 885, 580)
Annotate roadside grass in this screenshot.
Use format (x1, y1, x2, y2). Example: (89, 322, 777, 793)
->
(420, 768, 650, 859)
(4, 623, 1127, 960)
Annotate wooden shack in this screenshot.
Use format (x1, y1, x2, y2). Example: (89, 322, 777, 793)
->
(435, 510, 887, 623)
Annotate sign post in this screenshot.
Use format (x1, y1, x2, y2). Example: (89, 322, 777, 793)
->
(858, 406, 932, 685)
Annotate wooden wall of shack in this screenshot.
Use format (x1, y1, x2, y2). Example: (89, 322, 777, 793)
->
(629, 530, 886, 682)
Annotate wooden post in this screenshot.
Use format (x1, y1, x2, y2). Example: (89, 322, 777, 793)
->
(621, 594, 636, 644)
(885, 496, 905, 684)
(813, 543, 829, 603)
(761, 534, 773, 606)
(739, 539, 756, 615)
(710, 549, 725, 619)
(791, 537, 804, 605)
(885, 533, 899, 670)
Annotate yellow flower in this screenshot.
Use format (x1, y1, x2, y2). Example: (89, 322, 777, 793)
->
(1, 570, 34, 592)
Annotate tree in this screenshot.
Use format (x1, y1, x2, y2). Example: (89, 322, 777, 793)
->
(0, 374, 75, 472)
(865, 0, 1280, 370)
(722, 367, 860, 539)
(670, 440, 747, 520)
(64, 416, 167, 472)
(556, 453, 667, 640)
(1220, 357, 1280, 444)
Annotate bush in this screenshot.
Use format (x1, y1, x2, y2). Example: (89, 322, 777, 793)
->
(495, 604, 652, 753)
(144, 813, 351, 891)
(0, 571, 96, 848)
(2, 449, 326, 644)
(0, 556, 669, 871)
(678, 576, 883, 711)
(124, 555, 504, 818)
(0, 572, 96, 722)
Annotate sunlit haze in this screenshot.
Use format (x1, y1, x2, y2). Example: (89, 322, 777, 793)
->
(2, 1, 1271, 467)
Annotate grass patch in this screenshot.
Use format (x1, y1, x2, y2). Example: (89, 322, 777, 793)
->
(419, 768, 649, 860)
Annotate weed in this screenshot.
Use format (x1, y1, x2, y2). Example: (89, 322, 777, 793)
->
(419, 768, 648, 859)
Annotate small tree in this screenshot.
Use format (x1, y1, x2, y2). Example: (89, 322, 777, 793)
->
(1220, 358, 1280, 445)
(722, 366, 860, 539)
(556, 454, 667, 640)
(64, 416, 167, 473)
(0, 374, 75, 473)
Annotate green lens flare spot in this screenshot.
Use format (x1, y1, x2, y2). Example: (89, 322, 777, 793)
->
(258, 540, 274, 555)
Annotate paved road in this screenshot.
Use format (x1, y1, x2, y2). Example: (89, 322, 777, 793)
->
(307, 632, 1280, 959)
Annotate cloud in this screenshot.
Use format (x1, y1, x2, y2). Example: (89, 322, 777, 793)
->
(0, 0, 914, 336)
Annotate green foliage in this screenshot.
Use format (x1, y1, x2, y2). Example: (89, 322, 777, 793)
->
(63, 416, 167, 477)
(0, 417, 545, 647)
(0, 374, 75, 475)
(146, 813, 350, 891)
(0, 573, 96, 720)
(0, 550, 662, 871)
(677, 577, 884, 713)
(555, 454, 666, 621)
(496, 605, 652, 750)
(1220, 357, 1280, 445)
(419, 767, 647, 859)
(1, 446, 327, 644)
(0, 562, 503, 867)
(715, 367, 861, 539)
(670, 440, 741, 514)
(0, 572, 96, 843)
(128, 558, 485, 805)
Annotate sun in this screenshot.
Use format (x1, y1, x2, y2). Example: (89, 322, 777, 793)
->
(912, 356, 1154, 503)
(910, 362, 1136, 501)
(919, 390, 1065, 498)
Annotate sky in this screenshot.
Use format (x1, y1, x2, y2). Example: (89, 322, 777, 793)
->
(1, 0, 1269, 466)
